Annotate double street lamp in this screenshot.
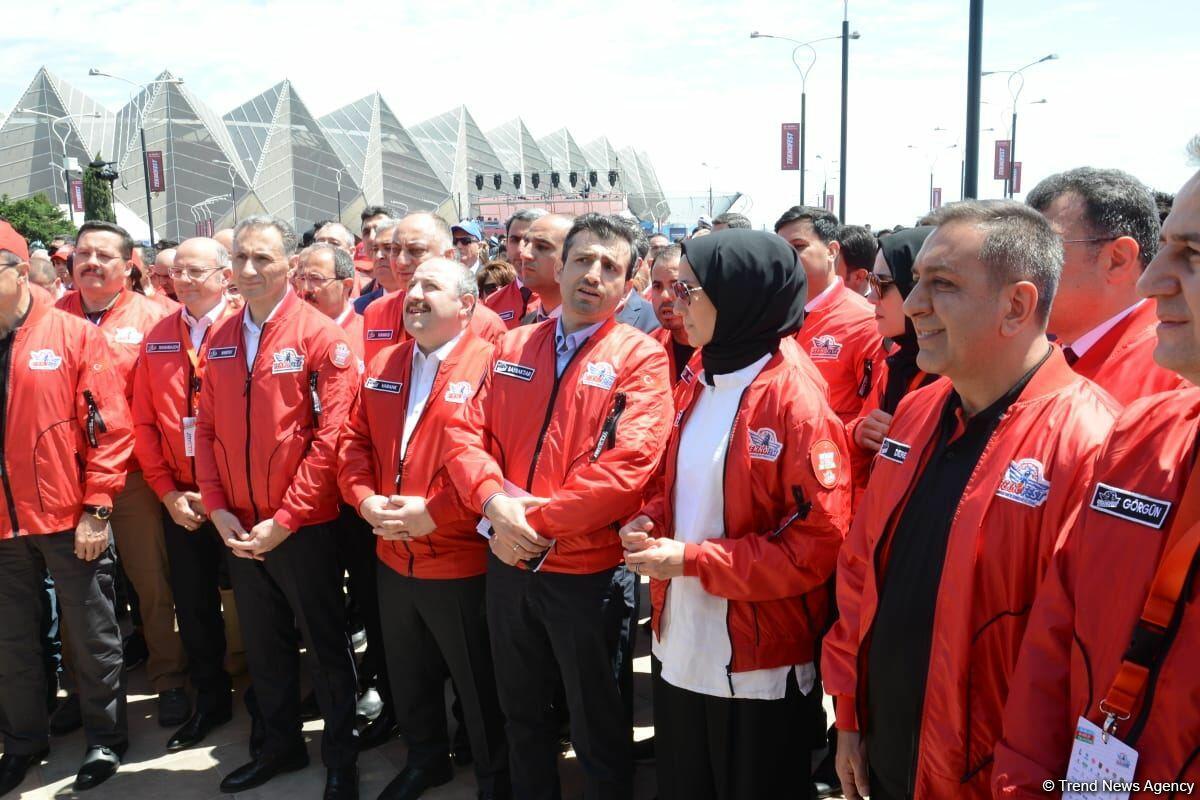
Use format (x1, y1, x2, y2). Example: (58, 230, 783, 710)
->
(983, 54, 1057, 198)
(751, 17, 860, 218)
(88, 69, 185, 246)
(14, 108, 102, 225)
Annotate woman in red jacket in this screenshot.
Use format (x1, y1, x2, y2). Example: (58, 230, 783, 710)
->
(621, 229, 852, 800)
(846, 226, 938, 492)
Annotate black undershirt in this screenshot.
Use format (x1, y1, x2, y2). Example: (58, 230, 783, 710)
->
(669, 338, 695, 382)
(865, 348, 1050, 800)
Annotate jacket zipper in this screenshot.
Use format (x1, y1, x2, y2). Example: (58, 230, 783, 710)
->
(187, 366, 199, 481)
(394, 359, 450, 576)
(719, 386, 751, 695)
(589, 392, 627, 462)
(243, 329, 265, 523)
(82, 390, 107, 447)
(525, 342, 587, 491)
(0, 346, 19, 534)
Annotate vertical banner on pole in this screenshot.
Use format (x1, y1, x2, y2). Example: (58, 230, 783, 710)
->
(147, 150, 165, 193)
(824, 194, 835, 212)
(932, 188, 943, 209)
(781, 123, 800, 170)
(994, 140, 1011, 180)
(70, 180, 84, 212)
(1011, 162, 1023, 194)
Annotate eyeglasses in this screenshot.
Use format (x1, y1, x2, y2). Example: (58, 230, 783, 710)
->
(671, 280, 704, 305)
(167, 266, 222, 281)
(292, 272, 338, 286)
(866, 272, 897, 296)
(453, 237, 479, 246)
(1062, 236, 1118, 246)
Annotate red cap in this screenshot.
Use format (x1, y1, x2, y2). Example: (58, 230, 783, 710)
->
(0, 220, 30, 262)
(50, 245, 73, 263)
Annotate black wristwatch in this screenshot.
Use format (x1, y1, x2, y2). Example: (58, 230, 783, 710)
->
(82, 504, 113, 521)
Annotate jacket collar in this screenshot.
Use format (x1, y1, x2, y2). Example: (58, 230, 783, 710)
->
(238, 286, 301, 332)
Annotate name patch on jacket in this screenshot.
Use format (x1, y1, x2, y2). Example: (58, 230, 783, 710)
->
(271, 348, 305, 374)
(498, 310, 515, 321)
(996, 458, 1051, 508)
(495, 360, 535, 382)
(112, 326, 143, 345)
(879, 437, 910, 464)
(207, 346, 238, 360)
(366, 329, 394, 341)
(748, 427, 784, 461)
(809, 334, 843, 360)
(28, 349, 63, 371)
(365, 377, 402, 394)
(1090, 482, 1172, 529)
(444, 381, 473, 404)
(146, 341, 181, 353)
(580, 361, 617, 391)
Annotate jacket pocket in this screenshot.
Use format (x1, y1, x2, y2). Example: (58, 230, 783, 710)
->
(964, 607, 1032, 781)
(267, 427, 314, 508)
(33, 420, 84, 512)
(211, 436, 236, 507)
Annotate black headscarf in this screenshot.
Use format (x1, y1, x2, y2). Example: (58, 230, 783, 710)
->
(878, 225, 934, 413)
(680, 229, 807, 377)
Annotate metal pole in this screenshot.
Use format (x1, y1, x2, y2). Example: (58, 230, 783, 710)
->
(929, 171, 935, 211)
(1008, 110, 1018, 198)
(140, 125, 156, 247)
(58, 131, 72, 225)
(800, 91, 807, 205)
(963, 0, 984, 198)
(961, 159, 966, 199)
(838, 3, 849, 220)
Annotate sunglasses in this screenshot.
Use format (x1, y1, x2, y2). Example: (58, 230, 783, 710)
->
(671, 280, 704, 305)
(866, 272, 897, 296)
(453, 237, 479, 246)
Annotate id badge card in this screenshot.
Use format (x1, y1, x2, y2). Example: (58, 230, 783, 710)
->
(1063, 716, 1139, 800)
(182, 417, 197, 457)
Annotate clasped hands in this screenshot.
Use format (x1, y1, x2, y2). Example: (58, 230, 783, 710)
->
(619, 515, 685, 580)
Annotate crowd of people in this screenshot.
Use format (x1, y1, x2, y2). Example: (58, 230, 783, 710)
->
(0, 136, 1197, 800)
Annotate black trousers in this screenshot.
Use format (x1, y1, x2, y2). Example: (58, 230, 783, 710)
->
(653, 657, 812, 800)
(487, 555, 630, 800)
(0, 531, 126, 754)
(162, 511, 232, 714)
(604, 564, 640, 725)
(377, 566, 508, 792)
(335, 506, 388, 704)
(226, 522, 358, 768)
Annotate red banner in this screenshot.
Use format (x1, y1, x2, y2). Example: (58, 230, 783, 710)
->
(781, 123, 800, 171)
(194, 218, 214, 237)
(147, 150, 165, 193)
(931, 187, 942, 209)
(1012, 162, 1022, 194)
(70, 180, 84, 212)
(823, 193, 835, 212)
(994, 140, 1011, 180)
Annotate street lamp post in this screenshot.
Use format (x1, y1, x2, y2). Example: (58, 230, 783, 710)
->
(700, 162, 717, 216)
(88, 69, 185, 246)
(751, 25, 860, 211)
(214, 159, 239, 224)
(983, 55, 1057, 197)
(15, 108, 101, 225)
(332, 168, 344, 219)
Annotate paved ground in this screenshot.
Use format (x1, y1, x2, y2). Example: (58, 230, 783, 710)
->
(13, 579, 833, 799)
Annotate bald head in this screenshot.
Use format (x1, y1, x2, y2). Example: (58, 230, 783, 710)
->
(213, 228, 235, 252)
(150, 248, 177, 299)
(173, 237, 232, 316)
(519, 213, 575, 303)
(315, 222, 355, 254)
(399, 212, 454, 253)
(404, 257, 478, 351)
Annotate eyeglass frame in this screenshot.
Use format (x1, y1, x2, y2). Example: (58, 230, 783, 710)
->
(671, 280, 705, 305)
(866, 272, 897, 296)
(291, 272, 340, 287)
(166, 266, 223, 281)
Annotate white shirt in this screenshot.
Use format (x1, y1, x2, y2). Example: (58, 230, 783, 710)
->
(468, 257, 484, 276)
(805, 275, 841, 314)
(401, 333, 463, 458)
(181, 298, 227, 352)
(1063, 300, 1145, 358)
(243, 291, 289, 369)
(652, 353, 815, 700)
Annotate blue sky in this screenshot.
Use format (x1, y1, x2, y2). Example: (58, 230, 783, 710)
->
(4, 0, 1198, 229)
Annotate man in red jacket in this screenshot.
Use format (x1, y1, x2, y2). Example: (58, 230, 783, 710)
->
(293, 242, 363, 355)
(647, 244, 695, 384)
(57, 221, 190, 729)
(1028, 167, 1183, 403)
(516, 213, 575, 324)
(131, 237, 239, 754)
(484, 208, 545, 328)
(993, 148, 1200, 799)
(341, 257, 508, 800)
(194, 216, 360, 799)
(445, 213, 673, 799)
(823, 200, 1120, 800)
(0, 231, 135, 794)
(776, 206, 882, 423)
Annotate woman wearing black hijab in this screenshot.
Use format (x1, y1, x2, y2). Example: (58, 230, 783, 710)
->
(621, 230, 852, 799)
(847, 226, 939, 492)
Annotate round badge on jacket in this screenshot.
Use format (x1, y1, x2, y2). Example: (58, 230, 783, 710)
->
(809, 439, 842, 489)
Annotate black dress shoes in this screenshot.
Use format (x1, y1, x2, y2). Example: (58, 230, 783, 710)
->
(219, 746, 309, 793)
(74, 744, 126, 791)
(0, 749, 47, 797)
(157, 687, 192, 728)
(376, 758, 453, 800)
(166, 708, 233, 752)
(324, 765, 358, 800)
(249, 712, 266, 759)
(356, 709, 400, 751)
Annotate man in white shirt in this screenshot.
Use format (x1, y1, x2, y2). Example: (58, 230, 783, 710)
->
(1028, 167, 1183, 402)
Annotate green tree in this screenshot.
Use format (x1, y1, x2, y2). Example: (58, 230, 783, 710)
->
(83, 154, 117, 223)
(0, 193, 76, 245)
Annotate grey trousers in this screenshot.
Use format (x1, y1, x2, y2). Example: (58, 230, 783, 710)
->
(0, 530, 126, 754)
